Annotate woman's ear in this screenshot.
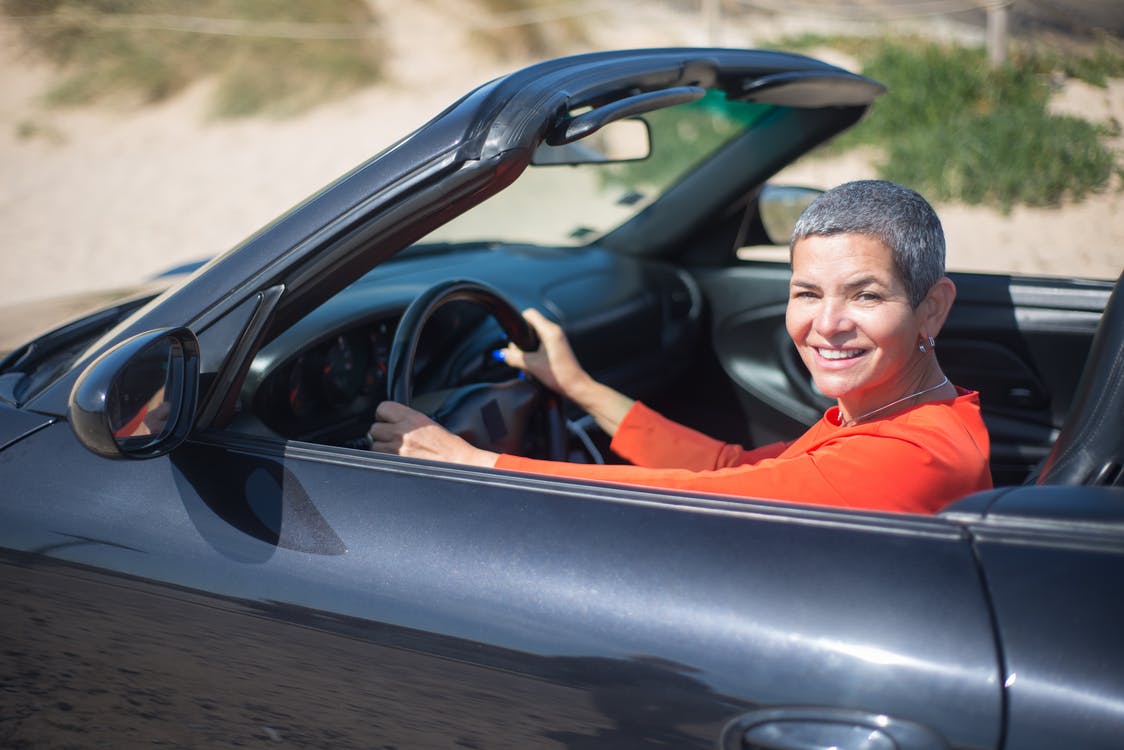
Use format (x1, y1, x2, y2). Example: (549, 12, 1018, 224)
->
(919, 276, 957, 338)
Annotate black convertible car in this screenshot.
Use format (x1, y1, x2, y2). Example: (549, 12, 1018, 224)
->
(2, 49, 1122, 749)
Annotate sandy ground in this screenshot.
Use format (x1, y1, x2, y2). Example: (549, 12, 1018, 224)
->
(0, 3, 1121, 310)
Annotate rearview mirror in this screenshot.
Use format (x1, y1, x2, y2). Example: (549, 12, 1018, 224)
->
(69, 327, 200, 459)
(531, 118, 651, 165)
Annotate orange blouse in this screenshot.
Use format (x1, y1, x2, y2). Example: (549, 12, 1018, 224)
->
(495, 389, 992, 514)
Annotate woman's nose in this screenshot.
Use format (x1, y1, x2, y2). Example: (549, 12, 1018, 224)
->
(814, 298, 853, 335)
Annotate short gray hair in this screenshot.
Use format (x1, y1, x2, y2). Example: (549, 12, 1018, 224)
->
(790, 180, 945, 308)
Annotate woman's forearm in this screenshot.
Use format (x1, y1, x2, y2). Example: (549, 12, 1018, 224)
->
(564, 375, 635, 437)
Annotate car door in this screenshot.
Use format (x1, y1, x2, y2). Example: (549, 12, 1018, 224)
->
(2, 416, 1005, 748)
(691, 260, 1114, 485)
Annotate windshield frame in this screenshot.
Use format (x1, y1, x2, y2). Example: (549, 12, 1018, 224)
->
(423, 92, 783, 251)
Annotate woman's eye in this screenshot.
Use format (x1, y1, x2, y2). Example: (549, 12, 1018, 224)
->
(856, 291, 881, 302)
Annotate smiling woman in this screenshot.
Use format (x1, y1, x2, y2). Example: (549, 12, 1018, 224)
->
(370, 180, 993, 514)
(786, 233, 954, 423)
(785, 181, 958, 425)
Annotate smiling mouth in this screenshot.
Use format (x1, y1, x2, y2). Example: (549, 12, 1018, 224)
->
(816, 348, 866, 360)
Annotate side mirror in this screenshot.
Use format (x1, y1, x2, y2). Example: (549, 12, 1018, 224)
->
(69, 327, 200, 459)
(759, 185, 823, 245)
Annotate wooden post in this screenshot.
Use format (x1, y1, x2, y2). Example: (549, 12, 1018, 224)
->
(987, 2, 1010, 69)
(703, 0, 720, 46)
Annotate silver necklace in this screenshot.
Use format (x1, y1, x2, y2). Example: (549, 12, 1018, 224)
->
(848, 375, 951, 424)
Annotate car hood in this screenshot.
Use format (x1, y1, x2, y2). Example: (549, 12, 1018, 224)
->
(0, 282, 167, 359)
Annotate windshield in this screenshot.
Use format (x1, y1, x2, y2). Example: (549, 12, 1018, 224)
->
(425, 92, 778, 247)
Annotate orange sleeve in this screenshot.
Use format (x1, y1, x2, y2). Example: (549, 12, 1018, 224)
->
(113, 402, 149, 439)
(497, 433, 959, 513)
(609, 401, 787, 470)
(494, 392, 991, 514)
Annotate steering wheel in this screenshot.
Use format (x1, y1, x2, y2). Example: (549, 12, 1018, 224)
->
(386, 280, 567, 460)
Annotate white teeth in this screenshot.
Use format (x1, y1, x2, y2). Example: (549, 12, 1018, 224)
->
(818, 348, 863, 360)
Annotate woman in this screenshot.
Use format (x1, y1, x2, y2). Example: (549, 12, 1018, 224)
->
(369, 180, 992, 514)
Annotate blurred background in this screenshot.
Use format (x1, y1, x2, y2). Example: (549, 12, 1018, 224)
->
(1, 0, 1121, 309)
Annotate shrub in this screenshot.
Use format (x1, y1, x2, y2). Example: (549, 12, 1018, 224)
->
(780, 36, 1122, 209)
(3, 0, 385, 117)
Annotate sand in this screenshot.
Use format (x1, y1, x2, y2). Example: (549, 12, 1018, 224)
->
(0, 3, 1121, 310)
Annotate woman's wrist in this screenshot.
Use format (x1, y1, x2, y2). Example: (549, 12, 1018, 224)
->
(561, 370, 601, 409)
(465, 447, 501, 467)
(567, 377, 634, 436)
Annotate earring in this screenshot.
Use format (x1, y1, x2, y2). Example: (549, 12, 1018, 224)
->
(918, 335, 936, 353)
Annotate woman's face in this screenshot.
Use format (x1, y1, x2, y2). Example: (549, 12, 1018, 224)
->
(786, 233, 927, 419)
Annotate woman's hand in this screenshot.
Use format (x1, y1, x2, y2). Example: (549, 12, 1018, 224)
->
(502, 308, 635, 436)
(500, 308, 591, 399)
(368, 401, 498, 467)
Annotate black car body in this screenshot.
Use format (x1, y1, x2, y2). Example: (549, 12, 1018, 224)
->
(2, 48, 1122, 749)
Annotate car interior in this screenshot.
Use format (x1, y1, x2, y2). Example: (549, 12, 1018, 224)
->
(216, 86, 1119, 491)
(4, 74, 1114, 497)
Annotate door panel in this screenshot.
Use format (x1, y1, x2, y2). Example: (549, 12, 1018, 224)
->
(944, 274, 1109, 484)
(1, 423, 1003, 748)
(692, 262, 1113, 485)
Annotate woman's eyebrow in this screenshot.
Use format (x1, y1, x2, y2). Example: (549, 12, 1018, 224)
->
(790, 276, 888, 292)
(842, 275, 886, 291)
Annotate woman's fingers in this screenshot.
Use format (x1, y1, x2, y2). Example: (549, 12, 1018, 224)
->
(521, 307, 556, 338)
(497, 307, 589, 398)
(500, 343, 526, 370)
(375, 399, 415, 423)
(367, 401, 496, 466)
(368, 401, 432, 453)
(367, 420, 401, 452)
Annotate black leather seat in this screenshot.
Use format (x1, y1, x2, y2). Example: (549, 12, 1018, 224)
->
(1033, 272, 1124, 486)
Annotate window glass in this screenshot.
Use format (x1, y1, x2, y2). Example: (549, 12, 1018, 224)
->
(427, 93, 776, 248)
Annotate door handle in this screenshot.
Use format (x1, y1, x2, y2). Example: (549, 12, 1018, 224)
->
(722, 707, 951, 750)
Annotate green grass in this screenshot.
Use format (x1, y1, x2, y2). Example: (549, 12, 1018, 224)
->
(774, 35, 1123, 210)
(3, 0, 385, 118)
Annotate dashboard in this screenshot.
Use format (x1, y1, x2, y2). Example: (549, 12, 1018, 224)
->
(238, 243, 704, 449)
(253, 318, 396, 444)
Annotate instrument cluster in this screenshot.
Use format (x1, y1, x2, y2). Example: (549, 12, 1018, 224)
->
(257, 318, 395, 440)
